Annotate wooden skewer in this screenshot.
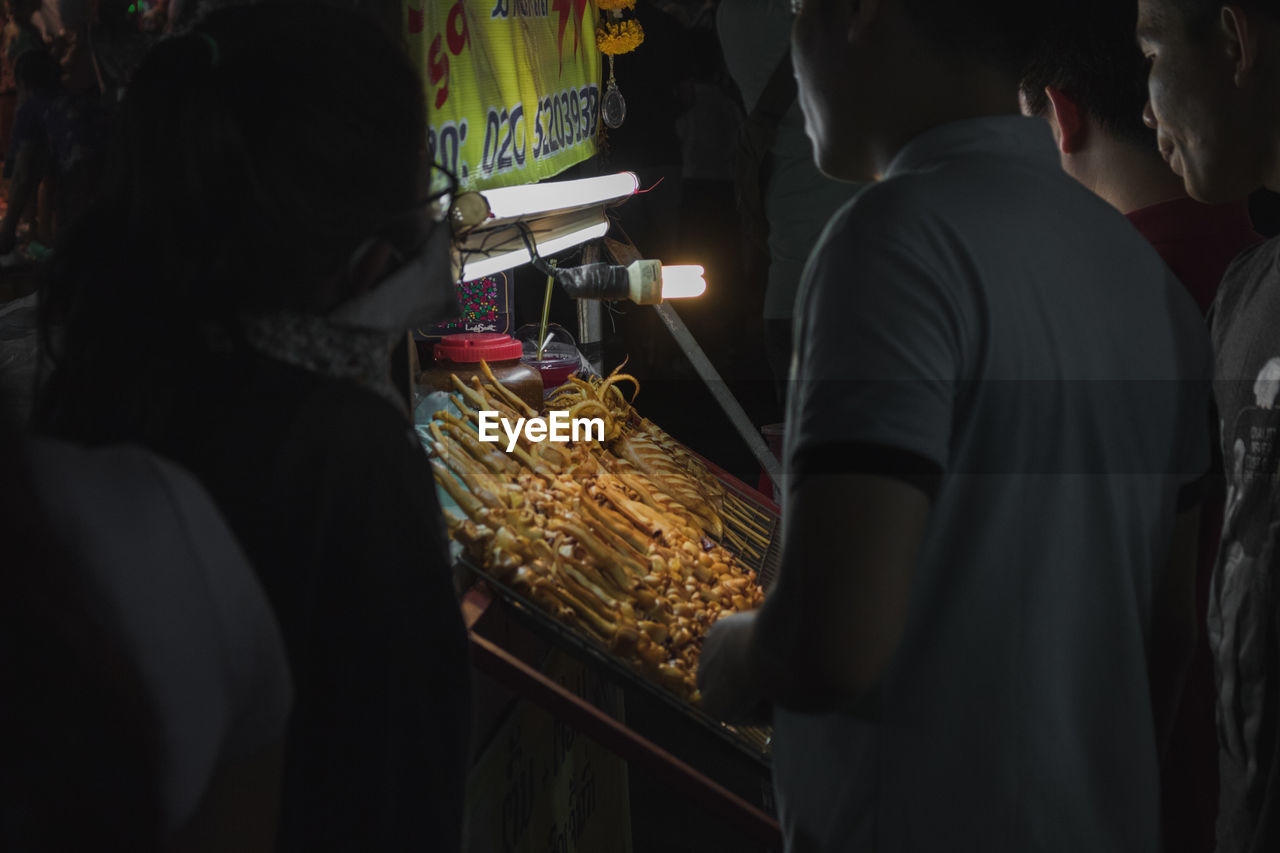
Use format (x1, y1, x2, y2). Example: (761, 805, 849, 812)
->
(722, 516, 770, 548)
(723, 495, 772, 530)
(723, 514, 773, 546)
(722, 529, 748, 552)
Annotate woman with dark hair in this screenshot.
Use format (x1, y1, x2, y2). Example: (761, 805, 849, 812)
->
(33, 2, 468, 849)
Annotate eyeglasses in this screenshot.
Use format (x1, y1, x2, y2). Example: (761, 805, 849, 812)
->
(391, 156, 459, 246)
(421, 156, 460, 224)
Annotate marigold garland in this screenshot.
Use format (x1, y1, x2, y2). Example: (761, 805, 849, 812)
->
(594, 0, 641, 129)
(596, 18, 644, 55)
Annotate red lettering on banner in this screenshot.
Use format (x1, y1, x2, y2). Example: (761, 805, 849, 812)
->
(551, 0, 589, 73)
(428, 35, 449, 109)
(427, 1, 471, 110)
(446, 1, 471, 53)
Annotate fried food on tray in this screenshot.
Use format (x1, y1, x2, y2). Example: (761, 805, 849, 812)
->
(636, 416, 726, 507)
(547, 362, 727, 538)
(425, 365, 765, 704)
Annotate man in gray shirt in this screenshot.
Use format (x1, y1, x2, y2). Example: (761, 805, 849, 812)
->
(697, 0, 1211, 849)
(1138, 1, 1280, 850)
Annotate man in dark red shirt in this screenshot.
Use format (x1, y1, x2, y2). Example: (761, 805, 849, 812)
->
(1020, 6, 1259, 308)
(1020, 4, 1260, 851)
(1126, 201, 1260, 314)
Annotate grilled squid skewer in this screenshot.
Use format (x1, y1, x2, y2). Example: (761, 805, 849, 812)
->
(578, 496, 654, 560)
(430, 459, 489, 519)
(436, 412, 521, 476)
(547, 517, 647, 590)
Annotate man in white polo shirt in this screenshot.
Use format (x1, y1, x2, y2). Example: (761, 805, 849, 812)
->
(696, 0, 1212, 849)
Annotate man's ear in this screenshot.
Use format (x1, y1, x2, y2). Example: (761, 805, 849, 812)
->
(1222, 5, 1261, 87)
(1045, 86, 1087, 154)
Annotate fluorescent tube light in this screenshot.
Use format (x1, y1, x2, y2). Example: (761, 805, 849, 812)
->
(479, 172, 638, 222)
(458, 217, 610, 282)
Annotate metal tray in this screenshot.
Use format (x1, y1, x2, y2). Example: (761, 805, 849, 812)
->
(430, 403, 782, 766)
(460, 554, 774, 767)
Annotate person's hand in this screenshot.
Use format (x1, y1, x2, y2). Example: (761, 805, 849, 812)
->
(696, 610, 766, 722)
(140, 4, 167, 33)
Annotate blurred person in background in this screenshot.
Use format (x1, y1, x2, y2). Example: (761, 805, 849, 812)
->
(0, 46, 106, 257)
(140, 0, 190, 34)
(718, 0, 861, 403)
(697, 0, 1212, 849)
(88, 0, 154, 104)
(30, 0, 85, 43)
(1136, 1, 1280, 850)
(673, 26, 749, 374)
(1020, 5, 1261, 849)
(33, 0, 97, 94)
(32, 3, 469, 849)
(0, 0, 40, 155)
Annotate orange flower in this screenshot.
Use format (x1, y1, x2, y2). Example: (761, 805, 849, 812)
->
(596, 18, 644, 55)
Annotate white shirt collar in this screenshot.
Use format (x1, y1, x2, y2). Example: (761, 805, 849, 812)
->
(884, 114, 1058, 179)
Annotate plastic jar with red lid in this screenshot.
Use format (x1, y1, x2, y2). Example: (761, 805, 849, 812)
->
(418, 332, 545, 412)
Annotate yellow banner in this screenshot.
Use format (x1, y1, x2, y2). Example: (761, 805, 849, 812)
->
(405, 0, 601, 190)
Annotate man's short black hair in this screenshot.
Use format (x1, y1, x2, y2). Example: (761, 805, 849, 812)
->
(1019, 2, 1154, 149)
(1166, 0, 1279, 34)
(902, 0, 1051, 78)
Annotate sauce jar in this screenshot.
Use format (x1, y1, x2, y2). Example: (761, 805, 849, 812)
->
(419, 332, 545, 412)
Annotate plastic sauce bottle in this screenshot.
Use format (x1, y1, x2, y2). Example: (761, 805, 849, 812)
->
(420, 332, 545, 412)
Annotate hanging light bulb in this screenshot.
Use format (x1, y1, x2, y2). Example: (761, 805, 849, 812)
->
(657, 265, 706, 299)
(549, 260, 709, 304)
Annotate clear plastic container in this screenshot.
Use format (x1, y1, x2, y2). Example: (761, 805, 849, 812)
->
(514, 324, 583, 392)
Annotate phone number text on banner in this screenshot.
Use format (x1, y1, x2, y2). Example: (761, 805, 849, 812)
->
(405, 0, 601, 190)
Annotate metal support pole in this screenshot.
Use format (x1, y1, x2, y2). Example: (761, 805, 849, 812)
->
(577, 298, 604, 374)
(653, 302, 782, 485)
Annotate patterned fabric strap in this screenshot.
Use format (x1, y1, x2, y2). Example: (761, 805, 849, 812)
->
(240, 312, 403, 409)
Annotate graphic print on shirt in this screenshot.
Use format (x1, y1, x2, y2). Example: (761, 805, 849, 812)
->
(1224, 357, 1280, 555)
(1214, 356, 1280, 769)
